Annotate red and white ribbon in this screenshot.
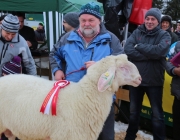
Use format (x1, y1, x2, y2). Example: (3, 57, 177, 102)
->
(40, 80, 70, 115)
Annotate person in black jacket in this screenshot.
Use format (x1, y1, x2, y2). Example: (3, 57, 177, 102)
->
(13, 12, 38, 51)
(124, 8, 171, 140)
(34, 22, 46, 42)
(57, 12, 79, 42)
(166, 41, 180, 140)
(161, 15, 179, 45)
(175, 21, 180, 40)
(0, 15, 6, 25)
(12, 12, 38, 74)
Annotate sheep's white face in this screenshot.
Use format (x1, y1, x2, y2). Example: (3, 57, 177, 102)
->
(115, 59, 142, 87)
(97, 54, 141, 92)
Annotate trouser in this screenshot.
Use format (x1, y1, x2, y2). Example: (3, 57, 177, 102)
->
(125, 86, 165, 140)
(98, 105, 115, 140)
(172, 96, 180, 140)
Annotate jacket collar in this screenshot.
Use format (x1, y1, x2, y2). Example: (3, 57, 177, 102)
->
(138, 24, 161, 35)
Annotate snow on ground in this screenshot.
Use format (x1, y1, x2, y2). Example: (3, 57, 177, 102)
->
(115, 121, 153, 140)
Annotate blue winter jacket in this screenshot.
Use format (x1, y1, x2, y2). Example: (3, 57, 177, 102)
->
(49, 23, 124, 82)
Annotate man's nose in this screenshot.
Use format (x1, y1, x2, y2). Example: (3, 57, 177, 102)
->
(84, 21, 90, 26)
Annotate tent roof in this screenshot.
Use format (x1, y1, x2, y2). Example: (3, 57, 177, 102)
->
(0, 0, 58, 12)
(59, 0, 104, 14)
(0, 0, 103, 14)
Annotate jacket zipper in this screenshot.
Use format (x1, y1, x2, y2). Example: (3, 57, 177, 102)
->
(0, 44, 5, 64)
(3, 44, 8, 58)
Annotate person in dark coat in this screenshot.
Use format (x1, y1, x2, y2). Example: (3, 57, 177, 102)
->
(161, 15, 179, 45)
(0, 15, 6, 25)
(63, 12, 79, 32)
(175, 20, 180, 40)
(13, 12, 38, 51)
(57, 12, 79, 42)
(124, 8, 171, 140)
(34, 22, 46, 42)
(166, 41, 180, 140)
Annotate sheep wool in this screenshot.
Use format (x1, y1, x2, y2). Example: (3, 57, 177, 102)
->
(0, 54, 141, 140)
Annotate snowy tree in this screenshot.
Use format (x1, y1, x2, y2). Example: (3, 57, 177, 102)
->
(163, 0, 180, 21)
(152, 0, 164, 10)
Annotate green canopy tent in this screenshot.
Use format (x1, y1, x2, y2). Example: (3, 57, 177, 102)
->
(0, 0, 103, 13)
(0, 0, 103, 51)
(0, 0, 58, 12)
(58, 0, 104, 14)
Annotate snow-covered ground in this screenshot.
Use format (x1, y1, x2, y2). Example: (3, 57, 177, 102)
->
(115, 121, 153, 140)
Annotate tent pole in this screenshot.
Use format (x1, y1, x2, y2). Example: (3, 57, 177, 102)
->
(123, 23, 129, 47)
(53, 11, 57, 43)
(59, 13, 62, 37)
(55, 12, 60, 42)
(48, 11, 54, 51)
(45, 12, 50, 51)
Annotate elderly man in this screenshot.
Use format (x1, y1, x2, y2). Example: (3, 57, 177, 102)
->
(49, 2, 124, 140)
(124, 8, 171, 140)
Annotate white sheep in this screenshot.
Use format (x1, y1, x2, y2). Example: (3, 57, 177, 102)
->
(0, 54, 141, 140)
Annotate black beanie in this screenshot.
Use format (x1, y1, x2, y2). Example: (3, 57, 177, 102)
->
(161, 15, 172, 27)
(63, 12, 79, 28)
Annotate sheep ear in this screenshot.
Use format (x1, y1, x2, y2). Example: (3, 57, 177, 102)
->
(98, 67, 116, 92)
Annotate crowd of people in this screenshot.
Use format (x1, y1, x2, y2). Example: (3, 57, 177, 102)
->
(0, 1, 180, 140)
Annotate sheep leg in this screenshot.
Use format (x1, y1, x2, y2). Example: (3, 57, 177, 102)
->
(0, 120, 5, 135)
(4, 129, 16, 140)
(44, 137, 51, 140)
(8, 136, 16, 140)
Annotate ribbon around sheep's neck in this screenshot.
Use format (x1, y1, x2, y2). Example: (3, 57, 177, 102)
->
(40, 80, 70, 116)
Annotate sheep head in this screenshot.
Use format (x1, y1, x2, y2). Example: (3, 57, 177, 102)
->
(86, 54, 141, 92)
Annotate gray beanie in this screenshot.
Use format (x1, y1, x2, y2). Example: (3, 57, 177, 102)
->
(63, 12, 79, 28)
(1, 14, 20, 33)
(145, 8, 162, 23)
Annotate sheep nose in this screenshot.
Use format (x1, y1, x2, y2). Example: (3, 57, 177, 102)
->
(138, 76, 142, 81)
(135, 76, 142, 84)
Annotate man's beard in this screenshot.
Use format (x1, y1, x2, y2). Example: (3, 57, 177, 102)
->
(80, 25, 99, 38)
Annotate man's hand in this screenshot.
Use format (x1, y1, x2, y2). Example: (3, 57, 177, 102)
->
(54, 70, 65, 81)
(26, 40, 32, 47)
(174, 65, 180, 76)
(85, 61, 96, 69)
